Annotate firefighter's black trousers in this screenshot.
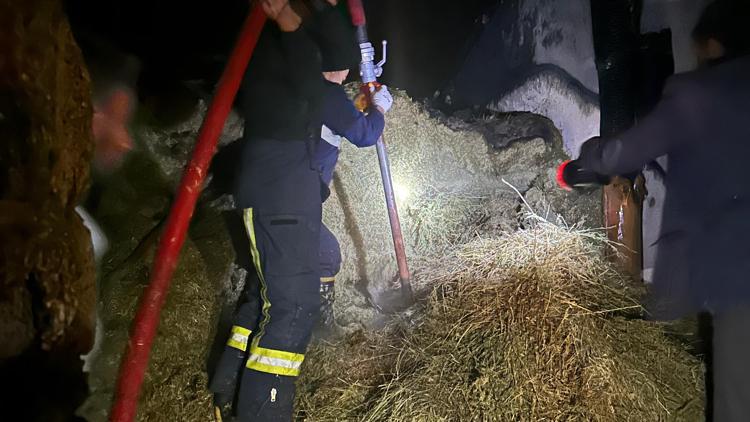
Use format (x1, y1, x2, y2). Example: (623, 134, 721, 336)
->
(218, 138, 322, 421)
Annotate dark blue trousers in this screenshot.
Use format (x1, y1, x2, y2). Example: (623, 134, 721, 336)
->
(231, 138, 322, 421)
(319, 224, 341, 281)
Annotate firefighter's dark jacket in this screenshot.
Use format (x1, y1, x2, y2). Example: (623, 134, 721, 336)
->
(238, 18, 328, 142)
(578, 55, 750, 319)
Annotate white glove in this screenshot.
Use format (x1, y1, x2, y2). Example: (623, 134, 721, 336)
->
(372, 85, 393, 114)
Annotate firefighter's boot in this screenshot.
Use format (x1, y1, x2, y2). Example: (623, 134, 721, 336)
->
(209, 299, 258, 419)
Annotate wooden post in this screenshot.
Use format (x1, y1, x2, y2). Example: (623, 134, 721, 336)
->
(604, 176, 645, 279)
(590, 0, 645, 279)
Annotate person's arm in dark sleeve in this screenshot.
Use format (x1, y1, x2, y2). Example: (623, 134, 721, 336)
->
(322, 86, 385, 148)
(578, 77, 700, 175)
(341, 108, 385, 148)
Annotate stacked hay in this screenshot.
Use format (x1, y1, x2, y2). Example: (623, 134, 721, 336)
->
(80, 85, 693, 421)
(296, 217, 704, 421)
(326, 88, 601, 326)
(78, 155, 233, 421)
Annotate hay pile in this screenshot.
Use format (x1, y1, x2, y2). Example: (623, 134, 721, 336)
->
(79, 154, 231, 422)
(80, 85, 700, 421)
(326, 88, 601, 326)
(296, 217, 704, 421)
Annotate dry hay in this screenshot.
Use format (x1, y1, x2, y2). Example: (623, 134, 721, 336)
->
(296, 218, 704, 421)
(325, 87, 601, 329)
(82, 237, 220, 422)
(326, 88, 506, 281)
(78, 155, 232, 422)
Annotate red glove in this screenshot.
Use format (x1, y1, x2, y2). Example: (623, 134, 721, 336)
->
(557, 160, 611, 191)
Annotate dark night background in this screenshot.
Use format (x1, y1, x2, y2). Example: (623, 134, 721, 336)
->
(64, 0, 498, 104)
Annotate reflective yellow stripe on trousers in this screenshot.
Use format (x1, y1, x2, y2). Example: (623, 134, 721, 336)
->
(226, 325, 252, 352)
(242, 209, 305, 377)
(246, 345, 305, 377)
(243, 208, 271, 345)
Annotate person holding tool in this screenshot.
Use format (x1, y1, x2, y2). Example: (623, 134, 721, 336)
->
(346, 0, 413, 302)
(208, 0, 370, 420)
(210, 1, 392, 417)
(313, 29, 393, 330)
(558, 1, 750, 419)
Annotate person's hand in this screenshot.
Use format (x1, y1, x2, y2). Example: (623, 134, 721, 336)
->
(260, 0, 286, 18)
(556, 159, 611, 191)
(92, 88, 135, 173)
(261, 0, 302, 32)
(372, 85, 393, 114)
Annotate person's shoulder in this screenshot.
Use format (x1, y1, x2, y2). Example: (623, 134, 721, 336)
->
(322, 82, 353, 105)
(322, 81, 348, 95)
(661, 65, 712, 103)
(658, 56, 750, 130)
(707, 55, 750, 85)
(667, 56, 750, 94)
(663, 69, 700, 94)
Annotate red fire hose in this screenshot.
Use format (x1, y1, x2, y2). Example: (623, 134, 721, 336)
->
(347, 0, 366, 26)
(109, 5, 266, 421)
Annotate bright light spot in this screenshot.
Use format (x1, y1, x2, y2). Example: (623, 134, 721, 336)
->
(393, 181, 412, 203)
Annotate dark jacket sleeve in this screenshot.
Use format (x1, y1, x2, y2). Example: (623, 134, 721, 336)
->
(578, 76, 701, 175)
(341, 109, 385, 148)
(278, 28, 325, 102)
(322, 85, 385, 148)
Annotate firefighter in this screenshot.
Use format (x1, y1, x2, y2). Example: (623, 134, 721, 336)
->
(559, 1, 750, 420)
(207, 1, 362, 420)
(209, 3, 391, 417)
(312, 22, 393, 330)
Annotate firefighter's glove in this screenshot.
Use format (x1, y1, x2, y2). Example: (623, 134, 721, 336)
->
(557, 159, 611, 191)
(373, 85, 393, 114)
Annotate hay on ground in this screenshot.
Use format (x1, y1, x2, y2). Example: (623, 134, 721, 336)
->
(296, 218, 704, 421)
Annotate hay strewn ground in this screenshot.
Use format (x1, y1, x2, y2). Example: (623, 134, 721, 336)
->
(297, 217, 704, 421)
(326, 88, 601, 328)
(82, 87, 702, 421)
(79, 153, 229, 422)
